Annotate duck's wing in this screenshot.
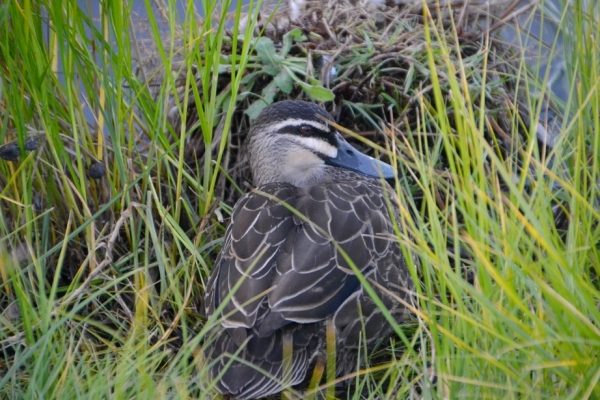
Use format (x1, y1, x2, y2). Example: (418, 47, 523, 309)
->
(263, 179, 403, 335)
(205, 178, 407, 340)
(204, 184, 298, 332)
(205, 322, 322, 399)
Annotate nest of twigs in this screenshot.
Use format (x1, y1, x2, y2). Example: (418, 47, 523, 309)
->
(135, 0, 562, 215)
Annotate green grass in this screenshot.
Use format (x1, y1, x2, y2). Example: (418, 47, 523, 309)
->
(1, 0, 599, 398)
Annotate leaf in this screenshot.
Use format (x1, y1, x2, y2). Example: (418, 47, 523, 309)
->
(404, 64, 415, 95)
(281, 28, 307, 56)
(0, 4, 8, 28)
(298, 82, 335, 102)
(245, 100, 269, 121)
(217, 64, 230, 74)
(245, 80, 279, 120)
(261, 80, 278, 103)
(241, 70, 265, 85)
(380, 93, 398, 110)
(254, 37, 283, 66)
(274, 70, 294, 94)
(263, 65, 279, 76)
(364, 33, 374, 52)
(306, 76, 322, 86)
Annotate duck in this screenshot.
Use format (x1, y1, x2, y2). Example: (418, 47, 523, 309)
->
(203, 100, 414, 399)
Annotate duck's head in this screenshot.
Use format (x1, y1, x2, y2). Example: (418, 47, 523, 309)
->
(247, 100, 395, 187)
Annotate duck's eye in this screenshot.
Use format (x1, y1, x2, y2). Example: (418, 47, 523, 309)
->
(299, 125, 312, 135)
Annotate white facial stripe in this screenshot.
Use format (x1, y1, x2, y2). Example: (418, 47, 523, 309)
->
(269, 119, 330, 133)
(287, 135, 337, 158)
(269, 118, 337, 158)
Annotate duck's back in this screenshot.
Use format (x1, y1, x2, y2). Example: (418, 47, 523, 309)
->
(203, 170, 411, 398)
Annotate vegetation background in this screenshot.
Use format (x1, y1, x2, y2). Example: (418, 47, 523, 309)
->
(0, 0, 599, 398)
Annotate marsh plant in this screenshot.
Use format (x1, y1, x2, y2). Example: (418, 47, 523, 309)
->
(0, 0, 599, 398)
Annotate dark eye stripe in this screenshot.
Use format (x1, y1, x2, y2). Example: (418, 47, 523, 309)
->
(277, 125, 338, 148)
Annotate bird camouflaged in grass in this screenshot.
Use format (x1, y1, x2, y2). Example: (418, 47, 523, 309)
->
(203, 101, 414, 399)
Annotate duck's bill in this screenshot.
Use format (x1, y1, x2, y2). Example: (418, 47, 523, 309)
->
(325, 135, 395, 179)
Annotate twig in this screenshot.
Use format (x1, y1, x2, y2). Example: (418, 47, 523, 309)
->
(487, 0, 536, 34)
(60, 202, 145, 305)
